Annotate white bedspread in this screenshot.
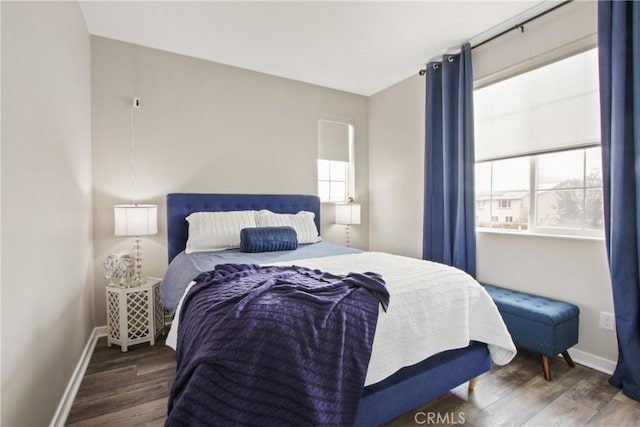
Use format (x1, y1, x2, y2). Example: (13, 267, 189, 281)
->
(166, 252, 516, 386)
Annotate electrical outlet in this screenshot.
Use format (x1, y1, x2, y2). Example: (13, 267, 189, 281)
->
(600, 312, 615, 331)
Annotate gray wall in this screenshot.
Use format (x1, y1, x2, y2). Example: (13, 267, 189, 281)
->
(369, 1, 617, 366)
(91, 37, 369, 325)
(369, 73, 425, 259)
(1, 2, 94, 425)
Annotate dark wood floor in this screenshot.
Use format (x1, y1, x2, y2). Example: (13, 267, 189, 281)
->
(67, 337, 640, 426)
(66, 336, 175, 426)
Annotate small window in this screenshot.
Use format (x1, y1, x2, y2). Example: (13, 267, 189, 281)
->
(317, 160, 348, 202)
(317, 120, 353, 202)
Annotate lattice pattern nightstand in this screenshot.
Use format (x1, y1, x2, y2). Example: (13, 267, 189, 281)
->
(106, 277, 164, 352)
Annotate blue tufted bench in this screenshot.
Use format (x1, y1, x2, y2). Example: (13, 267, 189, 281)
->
(481, 283, 580, 381)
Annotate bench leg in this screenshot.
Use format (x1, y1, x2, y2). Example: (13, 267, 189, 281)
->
(541, 352, 575, 381)
(562, 350, 576, 368)
(541, 355, 552, 381)
(468, 376, 479, 391)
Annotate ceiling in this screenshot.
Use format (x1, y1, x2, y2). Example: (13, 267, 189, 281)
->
(79, 1, 555, 96)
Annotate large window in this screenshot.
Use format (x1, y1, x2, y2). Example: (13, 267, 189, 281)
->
(474, 48, 602, 236)
(317, 120, 353, 202)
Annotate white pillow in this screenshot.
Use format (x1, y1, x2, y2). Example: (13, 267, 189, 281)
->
(185, 210, 257, 253)
(256, 210, 321, 244)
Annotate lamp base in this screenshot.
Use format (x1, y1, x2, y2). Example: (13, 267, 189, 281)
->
(345, 224, 351, 248)
(132, 237, 143, 286)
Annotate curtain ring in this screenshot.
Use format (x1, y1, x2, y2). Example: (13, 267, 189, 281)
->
(448, 56, 454, 62)
(433, 63, 439, 70)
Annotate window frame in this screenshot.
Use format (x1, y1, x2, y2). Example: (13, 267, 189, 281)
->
(317, 159, 349, 203)
(476, 145, 603, 238)
(528, 146, 603, 238)
(317, 120, 355, 203)
(473, 45, 603, 239)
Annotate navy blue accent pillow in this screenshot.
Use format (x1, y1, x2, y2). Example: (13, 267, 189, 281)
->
(240, 227, 298, 253)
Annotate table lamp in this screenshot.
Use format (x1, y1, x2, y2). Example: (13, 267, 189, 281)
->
(114, 204, 158, 286)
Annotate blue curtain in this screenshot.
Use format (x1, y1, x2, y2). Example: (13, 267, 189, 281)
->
(598, 0, 640, 401)
(423, 43, 476, 277)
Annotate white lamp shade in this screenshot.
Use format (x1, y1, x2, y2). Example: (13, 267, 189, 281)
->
(335, 203, 361, 225)
(114, 204, 158, 236)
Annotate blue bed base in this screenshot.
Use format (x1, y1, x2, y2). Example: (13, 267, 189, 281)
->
(166, 193, 491, 426)
(356, 342, 490, 426)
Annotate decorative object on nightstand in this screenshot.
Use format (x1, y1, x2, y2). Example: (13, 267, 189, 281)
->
(103, 251, 135, 288)
(106, 276, 164, 352)
(335, 198, 361, 247)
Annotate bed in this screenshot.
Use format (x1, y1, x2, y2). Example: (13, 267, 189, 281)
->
(162, 193, 515, 426)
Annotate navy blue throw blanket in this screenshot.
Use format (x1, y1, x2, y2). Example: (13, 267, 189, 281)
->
(167, 263, 389, 427)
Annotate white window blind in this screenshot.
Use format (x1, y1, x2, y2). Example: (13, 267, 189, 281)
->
(475, 48, 600, 162)
(318, 120, 350, 162)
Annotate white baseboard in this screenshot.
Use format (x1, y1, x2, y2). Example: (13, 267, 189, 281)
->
(568, 348, 616, 375)
(96, 325, 108, 337)
(49, 327, 102, 427)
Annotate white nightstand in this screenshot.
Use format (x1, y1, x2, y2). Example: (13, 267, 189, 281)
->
(106, 277, 164, 352)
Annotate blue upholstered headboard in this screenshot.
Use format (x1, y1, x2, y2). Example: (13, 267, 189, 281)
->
(166, 193, 322, 263)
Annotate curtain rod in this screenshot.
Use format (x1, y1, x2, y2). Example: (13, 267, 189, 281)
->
(418, 0, 573, 75)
